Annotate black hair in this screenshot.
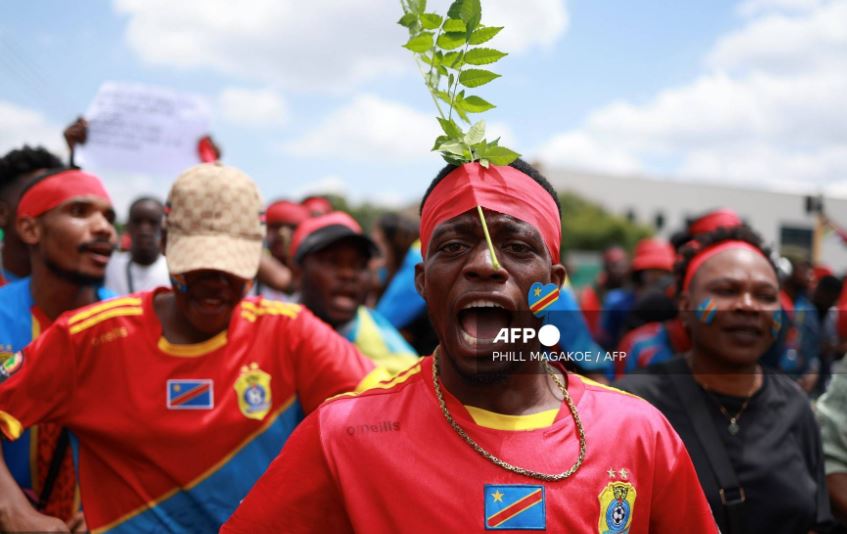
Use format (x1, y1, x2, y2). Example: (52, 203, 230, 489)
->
(816, 274, 843, 296)
(0, 145, 63, 195)
(674, 225, 778, 295)
(420, 158, 561, 216)
(128, 196, 164, 215)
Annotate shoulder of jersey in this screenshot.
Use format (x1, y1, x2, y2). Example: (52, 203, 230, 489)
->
(576, 374, 646, 403)
(65, 295, 146, 336)
(324, 360, 425, 407)
(239, 298, 302, 323)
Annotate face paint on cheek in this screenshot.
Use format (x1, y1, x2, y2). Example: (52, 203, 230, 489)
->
(170, 274, 188, 293)
(695, 298, 717, 325)
(771, 309, 783, 338)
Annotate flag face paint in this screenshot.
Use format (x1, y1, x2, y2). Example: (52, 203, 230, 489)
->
(695, 298, 717, 325)
(771, 309, 783, 338)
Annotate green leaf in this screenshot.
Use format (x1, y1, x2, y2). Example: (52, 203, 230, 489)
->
(439, 141, 467, 156)
(459, 95, 495, 113)
(432, 135, 449, 151)
(459, 0, 482, 33)
(411, 0, 426, 14)
(442, 18, 466, 32)
(420, 13, 443, 29)
(464, 47, 507, 65)
(469, 26, 502, 45)
(453, 103, 470, 124)
(476, 145, 520, 165)
(436, 90, 453, 107)
(437, 65, 448, 76)
(479, 158, 490, 168)
(403, 32, 434, 53)
(438, 117, 463, 139)
(397, 13, 418, 28)
(436, 31, 466, 50)
(447, 0, 463, 20)
(443, 51, 464, 69)
(464, 120, 486, 145)
(458, 68, 500, 88)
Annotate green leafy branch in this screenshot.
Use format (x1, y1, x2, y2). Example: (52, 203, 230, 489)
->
(399, 0, 520, 167)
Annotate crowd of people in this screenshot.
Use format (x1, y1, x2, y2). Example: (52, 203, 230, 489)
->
(0, 121, 845, 533)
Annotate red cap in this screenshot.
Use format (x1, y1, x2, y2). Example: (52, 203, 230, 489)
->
(689, 209, 743, 236)
(302, 196, 333, 216)
(266, 200, 310, 226)
(631, 238, 675, 272)
(290, 211, 377, 264)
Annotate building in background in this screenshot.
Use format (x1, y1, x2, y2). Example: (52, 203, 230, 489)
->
(543, 167, 847, 272)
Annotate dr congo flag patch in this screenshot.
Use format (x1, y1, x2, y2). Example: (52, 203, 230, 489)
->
(484, 484, 546, 530)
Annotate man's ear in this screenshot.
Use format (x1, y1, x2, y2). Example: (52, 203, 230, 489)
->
(15, 216, 40, 246)
(414, 262, 426, 300)
(677, 291, 692, 329)
(551, 263, 567, 288)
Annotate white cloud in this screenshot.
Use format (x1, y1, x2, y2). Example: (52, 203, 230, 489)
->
(217, 87, 287, 127)
(281, 93, 519, 164)
(281, 94, 439, 162)
(535, 0, 847, 191)
(737, 0, 821, 17)
(0, 100, 65, 157)
(114, 0, 569, 92)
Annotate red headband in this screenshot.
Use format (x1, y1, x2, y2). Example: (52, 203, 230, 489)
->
(689, 209, 743, 236)
(17, 169, 111, 220)
(682, 240, 766, 291)
(266, 200, 310, 226)
(420, 163, 561, 264)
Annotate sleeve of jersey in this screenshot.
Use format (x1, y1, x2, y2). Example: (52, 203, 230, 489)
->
(649, 418, 719, 533)
(220, 412, 353, 534)
(0, 321, 75, 440)
(286, 308, 384, 414)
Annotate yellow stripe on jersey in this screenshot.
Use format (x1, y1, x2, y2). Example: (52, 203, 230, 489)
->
(464, 405, 559, 431)
(329, 360, 422, 403)
(93, 395, 298, 534)
(68, 297, 142, 325)
(69, 307, 143, 335)
(0, 410, 23, 440)
(157, 330, 228, 358)
(242, 300, 301, 316)
(577, 374, 640, 399)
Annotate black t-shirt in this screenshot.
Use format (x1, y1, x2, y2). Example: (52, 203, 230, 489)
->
(616, 358, 832, 534)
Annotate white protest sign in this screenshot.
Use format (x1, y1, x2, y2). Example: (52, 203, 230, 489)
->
(76, 82, 212, 176)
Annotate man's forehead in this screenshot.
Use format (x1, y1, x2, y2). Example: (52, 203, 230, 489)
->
(56, 195, 113, 211)
(431, 210, 535, 238)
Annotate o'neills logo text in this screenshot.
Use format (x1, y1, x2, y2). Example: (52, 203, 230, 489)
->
(346, 421, 401, 436)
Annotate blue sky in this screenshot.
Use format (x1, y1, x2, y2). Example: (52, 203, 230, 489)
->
(2, 0, 845, 216)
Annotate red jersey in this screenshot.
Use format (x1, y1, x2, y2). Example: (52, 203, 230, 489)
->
(0, 289, 381, 533)
(223, 357, 718, 533)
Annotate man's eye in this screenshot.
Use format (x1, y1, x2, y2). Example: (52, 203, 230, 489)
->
(504, 243, 531, 254)
(440, 242, 467, 254)
(712, 286, 737, 296)
(69, 204, 87, 217)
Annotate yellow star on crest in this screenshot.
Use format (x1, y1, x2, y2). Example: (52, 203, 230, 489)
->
(619, 468, 629, 480)
(534, 287, 542, 297)
(492, 490, 504, 502)
(607, 468, 617, 479)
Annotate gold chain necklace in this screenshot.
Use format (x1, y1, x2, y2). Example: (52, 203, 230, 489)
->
(700, 382, 757, 436)
(431, 349, 586, 481)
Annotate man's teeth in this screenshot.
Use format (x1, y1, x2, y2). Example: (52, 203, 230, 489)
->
(461, 330, 496, 344)
(462, 299, 505, 310)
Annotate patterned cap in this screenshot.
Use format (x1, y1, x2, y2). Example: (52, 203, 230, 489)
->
(165, 163, 265, 279)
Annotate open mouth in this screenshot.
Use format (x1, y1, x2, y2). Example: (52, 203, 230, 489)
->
(457, 299, 514, 345)
(722, 324, 764, 345)
(331, 288, 359, 311)
(82, 243, 114, 266)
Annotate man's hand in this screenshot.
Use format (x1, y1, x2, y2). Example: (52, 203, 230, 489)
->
(63, 117, 88, 152)
(67, 510, 87, 533)
(0, 504, 70, 533)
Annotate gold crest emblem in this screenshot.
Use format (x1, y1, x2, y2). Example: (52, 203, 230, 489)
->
(234, 363, 272, 420)
(598, 481, 637, 534)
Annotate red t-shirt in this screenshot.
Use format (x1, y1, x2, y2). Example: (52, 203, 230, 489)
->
(223, 357, 718, 533)
(0, 289, 379, 533)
